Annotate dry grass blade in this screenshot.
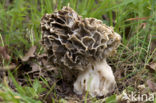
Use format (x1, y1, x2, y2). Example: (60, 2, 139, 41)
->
(0, 64, 16, 71)
(126, 16, 151, 21)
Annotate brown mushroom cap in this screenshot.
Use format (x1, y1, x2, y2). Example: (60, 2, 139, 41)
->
(41, 6, 121, 70)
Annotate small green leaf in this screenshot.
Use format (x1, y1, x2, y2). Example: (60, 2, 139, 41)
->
(105, 94, 117, 103)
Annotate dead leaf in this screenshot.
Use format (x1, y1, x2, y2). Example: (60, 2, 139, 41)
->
(140, 23, 147, 29)
(137, 84, 146, 90)
(37, 53, 47, 59)
(21, 46, 37, 62)
(146, 80, 156, 91)
(0, 46, 10, 61)
(26, 63, 42, 75)
(0, 64, 16, 71)
(150, 35, 156, 53)
(31, 63, 41, 72)
(146, 62, 156, 72)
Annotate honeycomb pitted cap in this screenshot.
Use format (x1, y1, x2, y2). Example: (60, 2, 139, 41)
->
(41, 6, 121, 70)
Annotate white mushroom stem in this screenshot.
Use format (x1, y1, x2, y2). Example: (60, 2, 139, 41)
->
(74, 59, 116, 97)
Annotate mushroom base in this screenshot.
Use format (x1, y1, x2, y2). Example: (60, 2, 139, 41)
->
(73, 59, 116, 97)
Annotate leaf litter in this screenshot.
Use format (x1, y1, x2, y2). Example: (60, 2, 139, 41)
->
(0, 45, 83, 102)
(0, 44, 155, 103)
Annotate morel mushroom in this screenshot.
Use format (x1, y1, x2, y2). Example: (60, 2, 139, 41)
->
(41, 6, 121, 97)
